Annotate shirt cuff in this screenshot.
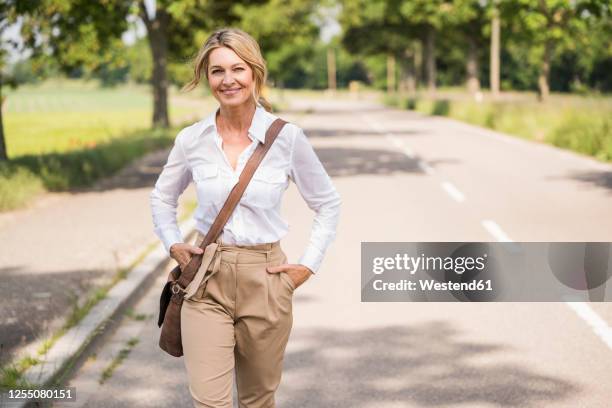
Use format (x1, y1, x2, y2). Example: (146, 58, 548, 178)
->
(159, 228, 184, 255)
(298, 245, 324, 274)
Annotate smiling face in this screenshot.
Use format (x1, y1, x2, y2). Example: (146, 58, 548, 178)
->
(207, 46, 255, 108)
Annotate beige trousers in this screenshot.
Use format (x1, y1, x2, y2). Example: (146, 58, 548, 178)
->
(181, 232, 295, 408)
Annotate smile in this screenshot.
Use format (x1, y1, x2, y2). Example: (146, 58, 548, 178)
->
(221, 88, 241, 95)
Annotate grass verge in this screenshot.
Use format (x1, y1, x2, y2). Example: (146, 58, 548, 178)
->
(0, 126, 178, 211)
(382, 91, 612, 163)
(99, 338, 140, 384)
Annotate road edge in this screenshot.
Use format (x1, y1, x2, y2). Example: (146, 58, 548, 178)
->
(7, 218, 197, 408)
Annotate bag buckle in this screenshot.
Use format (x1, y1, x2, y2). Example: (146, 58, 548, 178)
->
(171, 282, 186, 295)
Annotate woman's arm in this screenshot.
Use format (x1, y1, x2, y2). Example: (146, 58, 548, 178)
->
(289, 127, 342, 274)
(150, 130, 192, 255)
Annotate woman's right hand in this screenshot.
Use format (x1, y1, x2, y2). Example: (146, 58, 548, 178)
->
(170, 243, 204, 271)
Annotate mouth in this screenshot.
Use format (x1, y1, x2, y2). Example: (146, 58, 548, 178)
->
(221, 88, 242, 96)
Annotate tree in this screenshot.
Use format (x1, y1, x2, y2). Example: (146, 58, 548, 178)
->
(339, 0, 418, 93)
(232, 0, 323, 89)
(504, 0, 610, 101)
(399, 0, 458, 94)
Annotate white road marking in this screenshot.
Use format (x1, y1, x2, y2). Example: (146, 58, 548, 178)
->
(482, 220, 512, 242)
(418, 161, 435, 175)
(402, 146, 415, 159)
(371, 108, 612, 351)
(441, 182, 465, 203)
(385, 133, 403, 149)
(565, 302, 612, 350)
(362, 115, 384, 133)
(483, 220, 612, 351)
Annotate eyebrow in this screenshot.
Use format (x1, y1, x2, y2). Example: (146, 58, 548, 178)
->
(209, 63, 245, 69)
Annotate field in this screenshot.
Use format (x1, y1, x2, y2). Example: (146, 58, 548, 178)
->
(3, 79, 210, 158)
(0, 79, 214, 211)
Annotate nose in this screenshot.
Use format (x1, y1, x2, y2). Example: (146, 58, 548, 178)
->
(222, 72, 236, 86)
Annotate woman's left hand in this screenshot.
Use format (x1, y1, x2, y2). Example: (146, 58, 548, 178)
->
(266, 264, 313, 289)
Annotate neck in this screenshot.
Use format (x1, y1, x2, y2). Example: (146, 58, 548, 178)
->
(217, 101, 256, 135)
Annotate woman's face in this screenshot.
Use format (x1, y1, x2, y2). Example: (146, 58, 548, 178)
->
(207, 46, 255, 108)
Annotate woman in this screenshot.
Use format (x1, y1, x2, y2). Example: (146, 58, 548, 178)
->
(149, 28, 341, 408)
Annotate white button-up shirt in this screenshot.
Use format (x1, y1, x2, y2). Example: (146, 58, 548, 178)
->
(149, 103, 341, 273)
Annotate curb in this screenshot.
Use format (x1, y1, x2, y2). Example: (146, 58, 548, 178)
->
(6, 218, 197, 408)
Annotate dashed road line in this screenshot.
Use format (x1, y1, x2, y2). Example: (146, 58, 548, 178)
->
(565, 302, 612, 350)
(481, 220, 512, 242)
(418, 161, 435, 175)
(402, 146, 415, 159)
(367, 111, 612, 352)
(441, 182, 465, 203)
(482, 220, 612, 352)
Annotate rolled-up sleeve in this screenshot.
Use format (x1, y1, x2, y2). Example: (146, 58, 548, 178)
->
(150, 130, 192, 255)
(289, 127, 341, 273)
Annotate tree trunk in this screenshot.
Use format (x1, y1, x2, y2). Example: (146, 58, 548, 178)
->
(386, 53, 396, 94)
(413, 41, 422, 89)
(0, 79, 7, 161)
(490, 4, 500, 99)
(466, 36, 480, 95)
(423, 26, 436, 93)
(140, 2, 170, 128)
(327, 47, 336, 91)
(538, 40, 553, 102)
(399, 47, 416, 96)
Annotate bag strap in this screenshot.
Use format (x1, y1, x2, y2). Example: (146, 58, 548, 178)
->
(176, 117, 288, 289)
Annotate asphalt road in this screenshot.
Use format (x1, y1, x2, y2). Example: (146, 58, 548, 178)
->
(60, 96, 612, 408)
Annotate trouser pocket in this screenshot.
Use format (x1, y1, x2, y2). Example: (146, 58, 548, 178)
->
(279, 271, 295, 293)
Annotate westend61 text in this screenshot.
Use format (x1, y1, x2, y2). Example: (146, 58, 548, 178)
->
(373, 279, 493, 291)
(372, 253, 487, 275)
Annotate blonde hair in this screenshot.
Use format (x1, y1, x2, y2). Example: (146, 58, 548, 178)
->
(182, 27, 273, 112)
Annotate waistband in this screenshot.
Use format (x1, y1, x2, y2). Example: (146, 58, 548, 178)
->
(195, 231, 280, 252)
(183, 231, 281, 300)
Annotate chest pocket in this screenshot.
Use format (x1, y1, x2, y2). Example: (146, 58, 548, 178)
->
(245, 166, 288, 208)
(192, 163, 226, 206)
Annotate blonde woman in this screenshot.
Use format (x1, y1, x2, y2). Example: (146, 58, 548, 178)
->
(150, 28, 341, 408)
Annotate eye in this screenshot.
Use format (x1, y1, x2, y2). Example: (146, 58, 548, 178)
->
(234, 67, 244, 71)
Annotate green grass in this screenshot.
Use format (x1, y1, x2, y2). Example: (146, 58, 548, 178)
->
(0, 356, 39, 390)
(0, 79, 215, 211)
(99, 337, 140, 384)
(3, 79, 197, 158)
(383, 89, 612, 162)
(125, 308, 152, 321)
(0, 126, 178, 210)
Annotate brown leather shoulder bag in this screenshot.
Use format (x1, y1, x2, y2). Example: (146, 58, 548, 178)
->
(158, 117, 287, 357)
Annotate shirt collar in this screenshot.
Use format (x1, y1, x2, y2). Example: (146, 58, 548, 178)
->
(198, 101, 267, 144)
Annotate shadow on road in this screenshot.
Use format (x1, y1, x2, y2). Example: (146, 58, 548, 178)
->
(281, 106, 390, 116)
(563, 170, 612, 193)
(0, 266, 105, 366)
(73, 119, 440, 193)
(316, 147, 424, 178)
(280, 322, 579, 407)
(77, 144, 431, 194)
(305, 128, 430, 138)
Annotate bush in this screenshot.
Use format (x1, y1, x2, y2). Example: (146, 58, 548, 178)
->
(404, 97, 418, 110)
(547, 115, 612, 161)
(383, 94, 401, 108)
(431, 99, 450, 116)
(0, 164, 44, 210)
